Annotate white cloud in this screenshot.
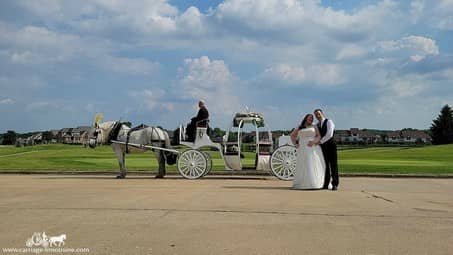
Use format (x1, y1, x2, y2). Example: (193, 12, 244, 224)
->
(129, 89, 174, 111)
(99, 56, 159, 76)
(17, 0, 179, 34)
(264, 64, 306, 83)
(435, 2, 453, 30)
(178, 56, 240, 116)
(407, 0, 453, 30)
(176, 7, 205, 35)
(0, 98, 15, 105)
(263, 63, 345, 86)
(403, 36, 439, 55)
(0, 75, 46, 89)
(215, 0, 399, 42)
(336, 44, 367, 60)
(25, 101, 59, 112)
(377, 35, 439, 61)
(10, 51, 34, 64)
(2, 24, 160, 76)
(410, 0, 425, 23)
(378, 36, 439, 54)
(382, 76, 425, 98)
(1, 0, 452, 132)
(0, 25, 82, 64)
(443, 68, 453, 79)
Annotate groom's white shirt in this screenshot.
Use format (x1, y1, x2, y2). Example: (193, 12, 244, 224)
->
(319, 118, 335, 144)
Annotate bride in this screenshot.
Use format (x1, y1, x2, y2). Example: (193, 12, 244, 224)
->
(290, 114, 326, 190)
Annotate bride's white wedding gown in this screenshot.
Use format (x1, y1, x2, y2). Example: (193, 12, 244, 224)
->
(293, 126, 326, 189)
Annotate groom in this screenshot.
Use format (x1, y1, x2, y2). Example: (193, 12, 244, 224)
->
(314, 109, 339, 190)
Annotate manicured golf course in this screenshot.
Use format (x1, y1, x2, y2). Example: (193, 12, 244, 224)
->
(0, 144, 452, 174)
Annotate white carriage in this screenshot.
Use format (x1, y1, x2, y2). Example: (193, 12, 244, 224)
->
(222, 112, 273, 172)
(176, 119, 222, 179)
(109, 111, 297, 180)
(175, 112, 297, 180)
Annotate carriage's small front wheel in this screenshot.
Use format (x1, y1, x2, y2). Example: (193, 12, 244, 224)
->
(202, 152, 213, 176)
(177, 149, 208, 179)
(270, 145, 296, 180)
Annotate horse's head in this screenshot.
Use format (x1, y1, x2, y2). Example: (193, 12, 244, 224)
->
(88, 113, 105, 149)
(88, 120, 118, 148)
(88, 124, 101, 149)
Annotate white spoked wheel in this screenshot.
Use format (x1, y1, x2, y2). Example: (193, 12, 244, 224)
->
(202, 152, 213, 176)
(270, 145, 297, 180)
(177, 149, 208, 179)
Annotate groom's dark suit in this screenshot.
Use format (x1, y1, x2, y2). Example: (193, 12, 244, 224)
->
(318, 119, 339, 188)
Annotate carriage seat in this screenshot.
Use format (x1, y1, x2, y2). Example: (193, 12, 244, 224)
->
(196, 118, 209, 128)
(194, 127, 209, 142)
(180, 126, 219, 151)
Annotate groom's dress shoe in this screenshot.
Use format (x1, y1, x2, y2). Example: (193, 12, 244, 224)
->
(332, 186, 338, 191)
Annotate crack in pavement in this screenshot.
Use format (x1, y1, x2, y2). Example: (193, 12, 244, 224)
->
(0, 206, 451, 219)
(362, 190, 395, 203)
(413, 207, 449, 213)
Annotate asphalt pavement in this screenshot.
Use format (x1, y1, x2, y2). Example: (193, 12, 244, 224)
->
(0, 175, 452, 254)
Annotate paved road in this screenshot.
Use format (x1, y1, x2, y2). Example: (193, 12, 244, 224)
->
(0, 175, 452, 254)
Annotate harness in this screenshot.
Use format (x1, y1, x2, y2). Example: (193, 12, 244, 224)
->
(108, 121, 123, 144)
(125, 124, 166, 153)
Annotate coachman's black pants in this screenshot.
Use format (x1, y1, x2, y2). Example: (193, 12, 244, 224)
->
(186, 122, 196, 142)
(320, 142, 339, 188)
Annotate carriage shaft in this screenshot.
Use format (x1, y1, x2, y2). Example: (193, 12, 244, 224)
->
(110, 140, 180, 154)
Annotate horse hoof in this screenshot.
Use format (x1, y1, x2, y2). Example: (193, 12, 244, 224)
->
(155, 175, 164, 179)
(116, 175, 126, 179)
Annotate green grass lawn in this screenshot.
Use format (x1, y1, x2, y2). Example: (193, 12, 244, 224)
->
(0, 144, 452, 174)
(339, 145, 453, 174)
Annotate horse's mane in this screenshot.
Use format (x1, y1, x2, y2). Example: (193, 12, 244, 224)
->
(97, 121, 117, 144)
(99, 121, 116, 129)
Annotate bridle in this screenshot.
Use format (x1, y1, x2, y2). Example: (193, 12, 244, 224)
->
(89, 125, 100, 148)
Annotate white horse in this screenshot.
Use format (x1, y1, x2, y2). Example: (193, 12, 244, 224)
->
(49, 234, 66, 247)
(88, 121, 177, 178)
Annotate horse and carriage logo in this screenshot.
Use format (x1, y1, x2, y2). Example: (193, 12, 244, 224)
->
(25, 232, 67, 248)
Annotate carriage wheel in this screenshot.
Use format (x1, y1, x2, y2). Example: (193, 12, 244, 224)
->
(270, 145, 296, 180)
(202, 152, 213, 176)
(177, 149, 208, 179)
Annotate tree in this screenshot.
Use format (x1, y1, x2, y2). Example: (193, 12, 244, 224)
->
(210, 127, 226, 138)
(42, 131, 54, 142)
(430, 104, 453, 145)
(2, 130, 17, 145)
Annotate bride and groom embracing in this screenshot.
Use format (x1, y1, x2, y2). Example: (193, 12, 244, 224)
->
(290, 109, 339, 191)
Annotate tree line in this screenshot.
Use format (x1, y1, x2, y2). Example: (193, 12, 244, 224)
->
(0, 131, 54, 145)
(2, 105, 453, 145)
(430, 104, 453, 145)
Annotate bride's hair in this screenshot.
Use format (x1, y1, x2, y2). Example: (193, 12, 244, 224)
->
(299, 114, 313, 130)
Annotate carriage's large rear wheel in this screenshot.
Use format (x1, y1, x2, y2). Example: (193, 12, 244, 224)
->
(177, 149, 208, 179)
(270, 145, 296, 180)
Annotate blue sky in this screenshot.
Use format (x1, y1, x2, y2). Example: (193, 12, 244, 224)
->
(1, 0, 452, 133)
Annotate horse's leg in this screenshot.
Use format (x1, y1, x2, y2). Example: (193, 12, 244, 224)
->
(155, 150, 166, 178)
(112, 144, 126, 178)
